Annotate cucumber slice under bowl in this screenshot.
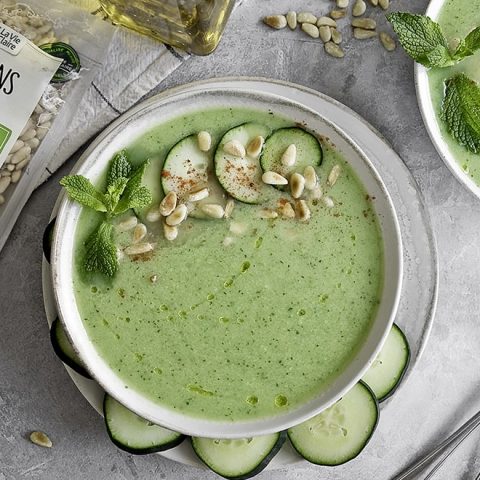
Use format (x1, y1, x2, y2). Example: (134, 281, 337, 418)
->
(288, 381, 379, 466)
(192, 432, 286, 480)
(260, 127, 323, 179)
(42, 217, 56, 264)
(50, 317, 91, 379)
(214, 123, 273, 204)
(104, 394, 185, 454)
(362, 323, 410, 402)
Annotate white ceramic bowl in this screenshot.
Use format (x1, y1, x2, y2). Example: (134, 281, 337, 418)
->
(51, 87, 403, 438)
(415, 0, 480, 199)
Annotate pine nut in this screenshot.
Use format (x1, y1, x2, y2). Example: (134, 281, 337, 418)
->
(323, 196, 335, 208)
(337, 0, 349, 7)
(11, 170, 21, 183)
(328, 165, 342, 186)
(296, 200, 311, 222)
(354, 28, 378, 39)
(197, 131, 212, 152)
(166, 204, 188, 226)
(146, 207, 162, 223)
(317, 17, 337, 27)
(290, 173, 306, 199)
(352, 18, 377, 29)
(133, 223, 147, 243)
(262, 171, 288, 185)
(159, 191, 177, 216)
(380, 32, 396, 51)
(330, 10, 347, 19)
(319, 25, 332, 43)
(297, 12, 317, 24)
(0, 177, 11, 194)
(331, 28, 342, 44)
(352, 0, 367, 17)
(263, 15, 287, 29)
(188, 187, 209, 202)
(325, 42, 345, 58)
(246, 136, 264, 158)
(10, 140, 24, 154)
(224, 140, 246, 157)
(163, 224, 178, 241)
(311, 186, 323, 200)
(117, 216, 138, 232)
(279, 202, 296, 218)
(304, 166, 318, 190)
(379, 0, 389, 10)
(301, 23, 320, 38)
(286, 11, 297, 30)
(200, 204, 225, 219)
(125, 242, 153, 255)
(281, 144, 296, 167)
(29, 431, 52, 448)
(258, 208, 278, 219)
(224, 198, 235, 218)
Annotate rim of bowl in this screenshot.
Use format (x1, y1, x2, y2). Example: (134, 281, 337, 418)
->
(51, 87, 403, 438)
(415, 0, 480, 200)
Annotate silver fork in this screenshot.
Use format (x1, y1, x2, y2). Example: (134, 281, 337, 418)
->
(391, 409, 480, 480)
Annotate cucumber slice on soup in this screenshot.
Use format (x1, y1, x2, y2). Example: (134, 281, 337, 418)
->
(192, 432, 286, 480)
(214, 123, 274, 204)
(161, 134, 226, 218)
(103, 394, 185, 454)
(362, 323, 410, 402)
(260, 127, 323, 180)
(288, 381, 379, 466)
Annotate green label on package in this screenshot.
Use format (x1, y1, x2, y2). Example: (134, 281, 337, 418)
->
(0, 22, 62, 168)
(0, 124, 12, 154)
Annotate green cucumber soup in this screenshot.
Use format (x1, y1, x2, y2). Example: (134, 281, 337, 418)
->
(73, 107, 384, 422)
(428, 0, 480, 183)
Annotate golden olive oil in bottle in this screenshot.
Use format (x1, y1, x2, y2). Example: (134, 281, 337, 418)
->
(98, 0, 235, 55)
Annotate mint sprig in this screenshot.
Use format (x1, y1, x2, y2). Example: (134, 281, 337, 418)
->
(387, 13, 480, 68)
(60, 151, 152, 277)
(442, 74, 480, 154)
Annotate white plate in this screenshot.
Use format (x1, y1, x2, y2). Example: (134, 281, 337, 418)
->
(42, 77, 438, 469)
(415, 0, 480, 199)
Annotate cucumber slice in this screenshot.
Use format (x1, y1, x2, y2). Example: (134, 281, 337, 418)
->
(42, 217, 56, 263)
(362, 324, 410, 402)
(260, 127, 323, 179)
(288, 381, 379, 466)
(214, 123, 273, 204)
(50, 317, 91, 379)
(161, 134, 227, 218)
(192, 432, 286, 480)
(104, 394, 184, 454)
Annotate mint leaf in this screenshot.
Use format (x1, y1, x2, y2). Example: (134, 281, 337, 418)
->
(106, 150, 132, 187)
(387, 12, 449, 67)
(84, 221, 118, 277)
(442, 74, 480, 154)
(453, 26, 480, 61)
(114, 160, 152, 215)
(103, 177, 129, 215)
(425, 45, 455, 67)
(115, 186, 152, 215)
(60, 175, 107, 212)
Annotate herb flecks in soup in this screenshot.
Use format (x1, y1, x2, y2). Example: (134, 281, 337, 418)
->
(70, 107, 383, 422)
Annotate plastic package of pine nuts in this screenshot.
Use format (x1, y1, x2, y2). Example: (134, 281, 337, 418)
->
(0, 0, 114, 251)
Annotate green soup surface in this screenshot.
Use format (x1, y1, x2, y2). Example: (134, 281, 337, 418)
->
(73, 107, 383, 422)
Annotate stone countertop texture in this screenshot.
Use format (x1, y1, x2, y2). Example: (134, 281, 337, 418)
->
(1, 0, 480, 479)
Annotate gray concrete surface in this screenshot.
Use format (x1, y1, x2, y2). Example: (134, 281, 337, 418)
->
(2, 0, 480, 478)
